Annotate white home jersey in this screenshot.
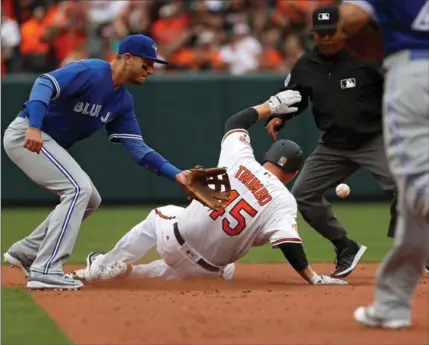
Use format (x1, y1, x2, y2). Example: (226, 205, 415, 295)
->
(177, 129, 301, 266)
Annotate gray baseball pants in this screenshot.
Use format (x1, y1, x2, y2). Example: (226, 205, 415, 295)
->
(3, 117, 101, 275)
(372, 50, 429, 320)
(292, 133, 397, 241)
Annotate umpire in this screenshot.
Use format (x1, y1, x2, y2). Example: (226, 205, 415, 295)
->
(265, 5, 397, 278)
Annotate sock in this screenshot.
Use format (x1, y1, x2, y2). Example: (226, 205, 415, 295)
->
(331, 236, 352, 252)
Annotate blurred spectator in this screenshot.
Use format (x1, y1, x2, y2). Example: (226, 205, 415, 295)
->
(1, 11, 20, 74)
(19, 6, 50, 73)
(282, 33, 305, 71)
(1, 0, 339, 75)
(259, 26, 285, 72)
(194, 30, 223, 71)
(219, 23, 262, 75)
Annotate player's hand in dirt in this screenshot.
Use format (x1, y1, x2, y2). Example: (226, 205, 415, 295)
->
(310, 274, 347, 285)
(265, 117, 284, 141)
(24, 127, 43, 154)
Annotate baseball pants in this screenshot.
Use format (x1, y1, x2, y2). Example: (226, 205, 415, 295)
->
(3, 117, 101, 275)
(371, 50, 429, 320)
(292, 133, 397, 241)
(92, 205, 233, 280)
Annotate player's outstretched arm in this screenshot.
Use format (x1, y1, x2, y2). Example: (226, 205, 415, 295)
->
(277, 242, 347, 285)
(224, 90, 302, 133)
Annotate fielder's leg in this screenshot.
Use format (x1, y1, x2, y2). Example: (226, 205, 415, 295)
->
(355, 53, 429, 329)
(3, 118, 100, 289)
(291, 144, 366, 277)
(5, 176, 101, 276)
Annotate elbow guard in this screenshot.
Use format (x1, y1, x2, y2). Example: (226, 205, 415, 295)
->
(278, 242, 309, 271)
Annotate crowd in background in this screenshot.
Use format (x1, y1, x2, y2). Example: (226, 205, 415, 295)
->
(2, 0, 337, 76)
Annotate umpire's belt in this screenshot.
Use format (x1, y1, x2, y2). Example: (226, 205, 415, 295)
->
(173, 222, 220, 272)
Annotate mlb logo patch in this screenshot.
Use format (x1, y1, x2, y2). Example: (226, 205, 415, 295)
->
(278, 156, 287, 167)
(341, 78, 356, 89)
(318, 13, 330, 20)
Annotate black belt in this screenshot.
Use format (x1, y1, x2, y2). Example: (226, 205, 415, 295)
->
(173, 222, 220, 272)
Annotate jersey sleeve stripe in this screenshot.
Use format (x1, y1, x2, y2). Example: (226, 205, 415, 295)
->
(221, 129, 249, 145)
(108, 133, 144, 142)
(342, 0, 379, 23)
(271, 238, 302, 246)
(41, 73, 61, 100)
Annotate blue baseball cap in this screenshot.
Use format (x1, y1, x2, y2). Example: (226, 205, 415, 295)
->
(118, 34, 168, 65)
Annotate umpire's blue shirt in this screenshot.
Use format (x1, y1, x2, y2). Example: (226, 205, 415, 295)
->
(20, 59, 142, 149)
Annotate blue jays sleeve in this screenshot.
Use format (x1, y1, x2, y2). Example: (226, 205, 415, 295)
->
(40, 61, 93, 100)
(105, 93, 182, 180)
(105, 93, 144, 142)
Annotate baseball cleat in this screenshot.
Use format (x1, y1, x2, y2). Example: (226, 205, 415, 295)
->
(354, 306, 411, 329)
(27, 272, 83, 291)
(425, 263, 429, 274)
(86, 251, 104, 268)
(331, 242, 367, 278)
(4, 251, 33, 278)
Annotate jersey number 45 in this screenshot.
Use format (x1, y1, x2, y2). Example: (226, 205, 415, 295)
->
(209, 190, 258, 236)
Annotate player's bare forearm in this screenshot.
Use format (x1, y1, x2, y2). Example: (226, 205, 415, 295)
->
(252, 103, 272, 119)
(224, 90, 301, 133)
(339, 3, 371, 37)
(297, 266, 318, 284)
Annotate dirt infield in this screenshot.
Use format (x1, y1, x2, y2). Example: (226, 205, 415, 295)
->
(2, 263, 428, 345)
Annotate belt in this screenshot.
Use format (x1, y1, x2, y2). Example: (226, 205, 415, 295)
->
(173, 222, 220, 272)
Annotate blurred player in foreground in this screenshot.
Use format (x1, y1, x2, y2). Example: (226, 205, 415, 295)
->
(340, 0, 429, 329)
(73, 89, 347, 286)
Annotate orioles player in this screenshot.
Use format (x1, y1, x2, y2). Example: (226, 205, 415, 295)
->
(73, 89, 347, 286)
(2, 34, 195, 291)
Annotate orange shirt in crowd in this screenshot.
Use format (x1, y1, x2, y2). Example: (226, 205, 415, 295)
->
(259, 48, 283, 70)
(43, 5, 85, 62)
(151, 14, 190, 45)
(20, 19, 50, 55)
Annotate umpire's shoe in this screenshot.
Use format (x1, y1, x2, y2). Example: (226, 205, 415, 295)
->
(331, 241, 367, 278)
(4, 250, 33, 278)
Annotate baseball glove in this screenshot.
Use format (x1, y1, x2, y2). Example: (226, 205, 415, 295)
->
(185, 166, 231, 210)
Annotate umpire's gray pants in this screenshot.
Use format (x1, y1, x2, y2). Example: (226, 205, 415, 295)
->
(3, 117, 101, 274)
(292, 133, 397, 241)
(372, 50, 429, 319)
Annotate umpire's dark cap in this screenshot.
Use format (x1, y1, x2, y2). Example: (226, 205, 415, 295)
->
(118, 34, 168, 65)
(311, 5, 339, 32)
(263, 140, 305, 173)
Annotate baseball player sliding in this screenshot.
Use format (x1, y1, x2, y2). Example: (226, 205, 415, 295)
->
(2, 34, 211, 291)
(73, 90, 347, 286)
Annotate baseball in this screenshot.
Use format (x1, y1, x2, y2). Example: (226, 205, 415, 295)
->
(335, 183, 350, 198)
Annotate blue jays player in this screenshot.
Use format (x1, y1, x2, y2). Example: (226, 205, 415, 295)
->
(3, 34, 193, 291)
(339, 0, 429, 329)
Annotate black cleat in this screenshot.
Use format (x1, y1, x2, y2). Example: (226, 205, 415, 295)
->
(331, 242, 367, 278)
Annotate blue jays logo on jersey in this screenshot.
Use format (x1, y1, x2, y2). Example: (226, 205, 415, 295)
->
(73, 102, 111, 123)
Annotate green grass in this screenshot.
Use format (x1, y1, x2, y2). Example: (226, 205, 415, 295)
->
(1, 288, 72, 345)
(1, 203, 394, 264)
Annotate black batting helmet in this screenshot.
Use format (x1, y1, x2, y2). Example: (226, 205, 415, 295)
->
(263, 139, 305, 173)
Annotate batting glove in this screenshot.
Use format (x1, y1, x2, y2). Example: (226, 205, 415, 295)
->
(310, 274, 348, 285)
(266, 90, 302, 115)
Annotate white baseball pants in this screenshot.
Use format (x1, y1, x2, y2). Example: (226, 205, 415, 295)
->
(92, 205, 234, 280)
